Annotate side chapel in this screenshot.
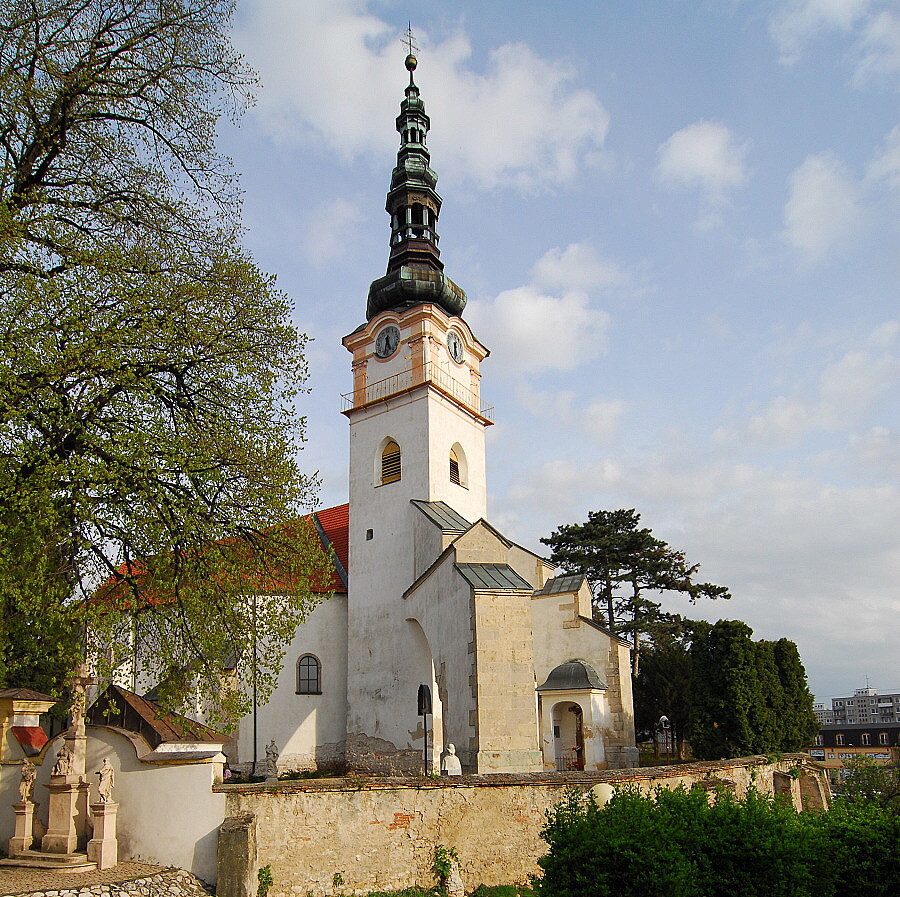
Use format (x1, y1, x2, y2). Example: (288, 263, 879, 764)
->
(232, 54, 637, 776)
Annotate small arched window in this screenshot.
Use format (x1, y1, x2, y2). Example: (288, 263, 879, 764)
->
(835, 734, 844, 746)
(297, 654, 321, 695)
(879, 732, 889, 745)
(381, 440, 401, 484)
(861, 733, 871, 745)
(449, 449, 461, 485)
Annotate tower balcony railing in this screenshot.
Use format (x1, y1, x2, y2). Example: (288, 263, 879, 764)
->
(341, 362, 493, 421)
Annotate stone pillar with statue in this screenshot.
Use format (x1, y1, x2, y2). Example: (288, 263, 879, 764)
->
(41, 663, 93, 854)
(8, 760, 38, 856)
(88, 758, 119, 869)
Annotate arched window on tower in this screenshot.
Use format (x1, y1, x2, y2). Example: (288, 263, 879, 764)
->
(381, 440, 401, 484)
(450, 449, 461, 485)
(296, 654, 321, 695)
(449, 443, 467, 487)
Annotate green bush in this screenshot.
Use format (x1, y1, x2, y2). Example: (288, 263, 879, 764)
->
(534, 784, 900, 897)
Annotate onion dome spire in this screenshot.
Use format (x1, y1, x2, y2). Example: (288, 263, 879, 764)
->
(366, 50, 467, 321)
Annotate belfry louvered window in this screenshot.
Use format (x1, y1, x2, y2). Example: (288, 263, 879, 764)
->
(449, 449, 461, 485)
(381, 440, 401, 484)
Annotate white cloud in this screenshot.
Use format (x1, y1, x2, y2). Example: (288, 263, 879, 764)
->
(848, 427, 900, 478)
(583, 400, 627, 445)
(467, 243, 628, 373)
(531, 243, 628, 293)
(235, 0, 610, 190)
(770, 0, 900, 85)
(716, 323, 898, 449)
(655, 121, 750, 224)
(770, 0, 873, 63)
(656, 122, 749, 194)
(303, 199, 363, 264)
(866, 125, 900, 190)
(783, 152, 863, 263)
(514, 385, 577, 423)
(854, 10, 900, 84)
(468, 285, 611, 373)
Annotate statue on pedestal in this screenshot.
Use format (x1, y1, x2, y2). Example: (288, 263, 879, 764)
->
(68, 661, 92, 737)
(441, 743, 462, 776)
(264, 739, 279, 778)
(18, 759, 36, 803)
(53, 743, 74, 777)
(96, 758, 115, 803)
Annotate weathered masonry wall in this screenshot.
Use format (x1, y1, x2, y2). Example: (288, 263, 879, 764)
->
(216, 755, 830, 897)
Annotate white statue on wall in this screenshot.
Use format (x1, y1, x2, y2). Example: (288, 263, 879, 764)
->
(264, 739, 279, 778)
(441, 743, 462, 776)
(18, 759, 37, 803)
(96, 757, 115, 803)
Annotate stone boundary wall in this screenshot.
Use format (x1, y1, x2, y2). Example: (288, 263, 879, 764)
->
(0, 868, 211, 897)
(216, 754, 830, 897)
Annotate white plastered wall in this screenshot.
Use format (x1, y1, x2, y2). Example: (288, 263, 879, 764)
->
(0, 729, 225, 882)
(234, 593, 348, 771)
(404, 552, 478, 771)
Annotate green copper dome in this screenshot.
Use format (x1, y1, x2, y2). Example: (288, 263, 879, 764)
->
(366, 57, 467, 321)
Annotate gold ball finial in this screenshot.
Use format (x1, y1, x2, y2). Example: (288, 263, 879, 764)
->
(405, 53, 417, 72)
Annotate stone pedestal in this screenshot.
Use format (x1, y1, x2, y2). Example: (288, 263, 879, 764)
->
(8, 801, 38, 856)
(41, 776, 90, 853)
(87, 802, 118, 870)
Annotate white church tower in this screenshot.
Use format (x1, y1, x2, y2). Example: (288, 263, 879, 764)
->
(341, 52, 495, 772)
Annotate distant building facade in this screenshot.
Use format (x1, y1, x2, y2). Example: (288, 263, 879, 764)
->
(807, 686, 900, 775)
(818, 687, 900, 726)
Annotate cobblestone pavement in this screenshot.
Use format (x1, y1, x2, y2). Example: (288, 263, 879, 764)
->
(0, 862, 168, 896)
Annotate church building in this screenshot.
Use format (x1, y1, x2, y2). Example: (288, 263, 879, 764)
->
(233, 54, 637, 776)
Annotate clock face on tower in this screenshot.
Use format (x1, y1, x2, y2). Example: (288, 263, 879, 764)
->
(447, 329, 464, 363)
(374, 325, 400, 358)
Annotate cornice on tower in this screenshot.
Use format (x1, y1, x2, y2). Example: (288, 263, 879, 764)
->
(366, 53, 467, 322)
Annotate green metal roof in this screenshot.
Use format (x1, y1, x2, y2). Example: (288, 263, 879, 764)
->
(537, 660, 607, 692)
(534, 574, 586, 596)
(411, 500, 472, 532)
(456, 563, 532, 590)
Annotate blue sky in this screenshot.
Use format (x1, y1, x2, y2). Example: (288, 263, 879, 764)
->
(218, 0, 898, 702)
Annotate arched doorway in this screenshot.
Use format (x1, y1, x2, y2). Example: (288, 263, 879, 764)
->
(552, 701, 584, 770)
(406, 618, 444, 774)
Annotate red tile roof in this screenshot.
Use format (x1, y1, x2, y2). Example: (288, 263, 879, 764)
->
(313, 503, 349, 592)
(94, 503, 350, 606)
(11, 726, 49, 755)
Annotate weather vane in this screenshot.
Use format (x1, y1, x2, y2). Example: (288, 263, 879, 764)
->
(402, 22, 419, 58)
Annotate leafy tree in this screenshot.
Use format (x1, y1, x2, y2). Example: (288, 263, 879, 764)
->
(632, 620, 695, 757)
(0, 0, 329, 718)
(688, 619, 758, 758)
(542, 509, 729, 675)
(834, 756, 900, 813)
(688, 620, 818, 759)
(772, 638, 819, 751)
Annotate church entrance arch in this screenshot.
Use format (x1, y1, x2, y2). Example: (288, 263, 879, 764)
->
(551, 701, 585, 771)
(405, 618, 444, 774)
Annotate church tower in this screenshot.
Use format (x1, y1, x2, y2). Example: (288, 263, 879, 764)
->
(342, 53, 493, 773)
